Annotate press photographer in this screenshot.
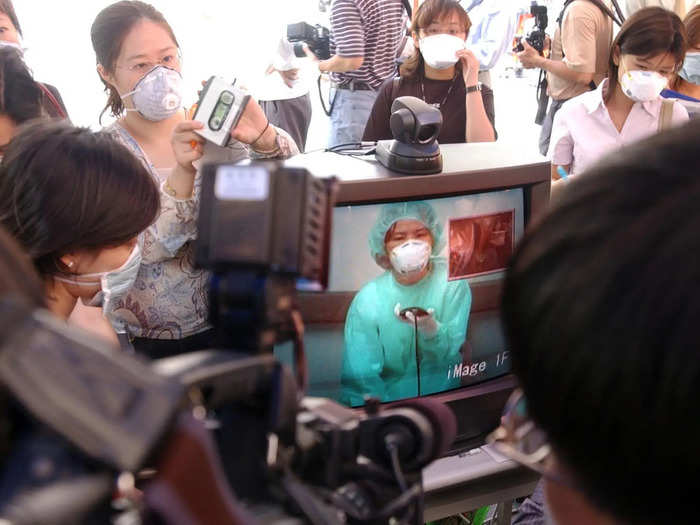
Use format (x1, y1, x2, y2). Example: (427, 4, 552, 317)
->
(517, 0, 625, 155)
(304, 0, 410, 148)
(258, 4, 328, 154)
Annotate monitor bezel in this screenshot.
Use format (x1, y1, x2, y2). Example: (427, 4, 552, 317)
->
(299, 155, 551, 449)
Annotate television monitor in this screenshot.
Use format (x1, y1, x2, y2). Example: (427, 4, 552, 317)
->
(276, 144, 550, 451)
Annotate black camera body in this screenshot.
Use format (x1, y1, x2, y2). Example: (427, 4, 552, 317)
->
(376, 97, 444, 176)
(287, 22, 332, 60)
(514, 4, 548, 54)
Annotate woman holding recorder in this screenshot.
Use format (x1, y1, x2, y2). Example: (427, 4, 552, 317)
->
(91, 1, 299, 358)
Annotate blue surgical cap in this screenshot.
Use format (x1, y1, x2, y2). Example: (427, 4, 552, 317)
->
(369, 201, 445, 259)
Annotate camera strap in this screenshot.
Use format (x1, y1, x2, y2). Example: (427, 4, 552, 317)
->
(317, 74, 338, 117)
(557, 0, 625, 29)
(555, 0, 625, 90)
(401, 0, 413, 20)
(535, 69, 549, 125)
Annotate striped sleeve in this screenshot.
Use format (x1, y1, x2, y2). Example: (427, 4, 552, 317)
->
(331, 0, 365, 57)
(330, 0, 407, 89)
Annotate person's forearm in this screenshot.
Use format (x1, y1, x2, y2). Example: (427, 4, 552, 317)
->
(465, 92, 496, 143)
(249, 126, 299, 159)
(319, 54, 364, 73)
(551, 164, 571, 180)
(538, 57, 594, 86)
(167, 164, 196, 199)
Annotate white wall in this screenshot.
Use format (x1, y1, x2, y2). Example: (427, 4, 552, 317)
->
(15, 0, 323, 130)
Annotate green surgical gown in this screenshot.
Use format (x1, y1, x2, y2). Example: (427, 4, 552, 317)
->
(340, 258, 471, 406)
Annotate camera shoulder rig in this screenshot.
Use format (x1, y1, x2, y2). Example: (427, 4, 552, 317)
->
(0, 297, 183, 472)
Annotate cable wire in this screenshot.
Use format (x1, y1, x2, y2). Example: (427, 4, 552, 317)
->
(386, 439, 408, 492)
(290, 309, 309, 398)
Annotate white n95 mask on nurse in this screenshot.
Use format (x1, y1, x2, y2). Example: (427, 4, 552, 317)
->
(390, 240, 431, 275)
(419, 34, 466, 70)
(620, 70, 667, 103)
(122, 66, 183, 121)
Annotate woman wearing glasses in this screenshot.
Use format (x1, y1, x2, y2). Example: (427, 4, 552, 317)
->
(91, 1, 298, 358)
(362, 0, 496, 144)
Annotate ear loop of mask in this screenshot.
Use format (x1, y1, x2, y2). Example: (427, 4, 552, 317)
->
(53, 244, 141, 287)
(54, 273, 104, 287)
(120, 67, 183, 117)
(118, 66, 159, 110)
(119, 77, 144, 112)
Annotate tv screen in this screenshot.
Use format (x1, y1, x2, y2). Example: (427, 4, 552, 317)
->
(275, 188, 524, 407)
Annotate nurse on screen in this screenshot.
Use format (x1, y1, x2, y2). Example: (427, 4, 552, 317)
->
(340, 201, 471, 406)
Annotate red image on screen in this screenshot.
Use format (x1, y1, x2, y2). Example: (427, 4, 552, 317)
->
(448, 210, 515, 280)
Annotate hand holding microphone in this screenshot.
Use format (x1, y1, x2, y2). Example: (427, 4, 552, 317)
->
(394, 303, 438, 336)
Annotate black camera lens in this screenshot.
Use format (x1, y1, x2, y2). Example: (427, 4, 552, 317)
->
(292, 43, 306, 58)
(418, 125, 438, 143)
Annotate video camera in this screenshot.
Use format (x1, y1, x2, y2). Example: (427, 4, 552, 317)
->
(183, 161, 456, 523)
(287, 22, 332, 60)
(376, 97, 444, 175)
(0, 163, 456, 524)
(514, 2, 548, 54)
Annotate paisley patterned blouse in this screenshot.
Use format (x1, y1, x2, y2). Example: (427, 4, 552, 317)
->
(105, 122, 298, 339)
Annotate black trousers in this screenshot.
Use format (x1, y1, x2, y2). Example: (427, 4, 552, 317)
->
(260, 93, 312, 152)
(131, 328, 217, 360)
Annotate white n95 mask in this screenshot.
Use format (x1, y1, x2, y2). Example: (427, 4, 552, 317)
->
(419, 34, 466, 70)
(679, 52, 700, 86)
(55, 244, 142, 316)
(390, 240, 431, 275)
(122, 66, 183, 121)
(620, 70, 667, 103)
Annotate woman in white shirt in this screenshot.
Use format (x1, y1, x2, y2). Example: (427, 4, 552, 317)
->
(550, 7, 689, 179)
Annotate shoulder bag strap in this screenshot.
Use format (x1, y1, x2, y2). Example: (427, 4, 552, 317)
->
(37, 83, 67, 119)
(401, 0, 413, 20)
(391, 77, 401, 102)
(558, 0, 625, 30)
(658, 99, 674, 133)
